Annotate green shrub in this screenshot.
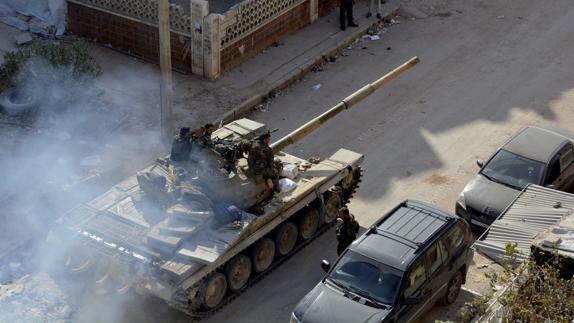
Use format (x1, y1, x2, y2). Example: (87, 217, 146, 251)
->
(458, 244, 574, 322)
(0, 41, 101, 92)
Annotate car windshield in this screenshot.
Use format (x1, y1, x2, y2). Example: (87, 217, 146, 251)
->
(481, 149, 545, 189)
(327, 251, 402, 305)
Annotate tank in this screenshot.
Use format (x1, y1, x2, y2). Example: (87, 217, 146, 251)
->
(52, 57, 419, 318)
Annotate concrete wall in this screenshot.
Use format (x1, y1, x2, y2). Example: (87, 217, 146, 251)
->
(220, 1, 310, 73)
(67, 1, 194, 73)
(66, 0, 332, 79)
(318, 0, 339, 15)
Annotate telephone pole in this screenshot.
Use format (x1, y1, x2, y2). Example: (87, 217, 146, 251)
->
(159, 0, 173, 144)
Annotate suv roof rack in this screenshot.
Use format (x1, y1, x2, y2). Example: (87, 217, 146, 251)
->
(372, 200, 453, 250)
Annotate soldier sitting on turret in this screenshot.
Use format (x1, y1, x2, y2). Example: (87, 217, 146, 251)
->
(170, 127, 193, 162)
(192, 123, 216, 149)
(248, 132, 281, 193)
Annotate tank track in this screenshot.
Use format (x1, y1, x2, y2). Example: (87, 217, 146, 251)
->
(341, 166, 362, 204)
(167, 167, 364, 320)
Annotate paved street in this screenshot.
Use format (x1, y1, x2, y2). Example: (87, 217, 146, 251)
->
(98, 0, 574, 322)
(215, 0, 574, 321)
(3, 0, 574, 322)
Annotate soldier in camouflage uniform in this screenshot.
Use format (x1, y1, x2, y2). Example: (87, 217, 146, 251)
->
(248, 133, 280, 192)
(170, 127, 193, 162)
(336, 207, 359, 255)
(192, 123, 216, 149)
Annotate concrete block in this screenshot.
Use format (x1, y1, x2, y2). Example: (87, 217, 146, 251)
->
(14, 33, 34, 46)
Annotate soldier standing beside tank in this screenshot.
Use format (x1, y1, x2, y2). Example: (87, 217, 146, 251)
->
(248, 132, 281, 192)
(336, 207, 359, 255)
(170, 127, 193, 162)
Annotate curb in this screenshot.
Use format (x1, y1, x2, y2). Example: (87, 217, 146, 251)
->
(219, 4, 401, 125)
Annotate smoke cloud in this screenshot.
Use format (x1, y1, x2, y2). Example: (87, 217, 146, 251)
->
(0, 56, 163, 322)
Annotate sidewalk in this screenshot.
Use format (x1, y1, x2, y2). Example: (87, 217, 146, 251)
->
(176, 0, 401, 126)
(0, 0, 403, 190)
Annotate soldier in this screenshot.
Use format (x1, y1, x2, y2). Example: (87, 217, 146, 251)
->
(192, 123, 216, 149)
(248, 132, 280, 192)
(170, 127, 193, 162)
(336, 207, 359, 255)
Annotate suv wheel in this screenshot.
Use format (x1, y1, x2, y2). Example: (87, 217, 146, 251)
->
(440, 271, 462, 305)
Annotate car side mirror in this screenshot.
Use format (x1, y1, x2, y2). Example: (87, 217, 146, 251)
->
(321, 260, 331, 273)
(476, 160, 484, 168)
(403, 296, 420, 305)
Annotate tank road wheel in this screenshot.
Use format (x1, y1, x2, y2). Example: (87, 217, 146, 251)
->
(340, 167, 362, 203)
(200, 272, 228, 310)
(298, 208, 320, 240)
(93, 258, 113, 295)
(225, 255, 252, 292)
(323, 191, 341, 224)
(64, 245, 95, 274)
(110, 262, 136, 295)
(252, 238, 275, 273)
(274, 222, 299, 256)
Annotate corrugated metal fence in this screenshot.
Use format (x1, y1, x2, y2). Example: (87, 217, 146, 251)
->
(474, 185, 574, 262)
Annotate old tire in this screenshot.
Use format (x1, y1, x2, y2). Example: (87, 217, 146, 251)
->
(225, 255, 252, 292)
(201, 272, 228, 309)
(440, 271, 462, 305)
(323, 192, 341, 224)
(298, 208, 320, 240)
(0, 88, 38, 116)
(274, 222, 298, 256)
(251, 238, 275, 273)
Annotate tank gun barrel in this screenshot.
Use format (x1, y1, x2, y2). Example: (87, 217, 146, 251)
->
(270, 56, 420, 153)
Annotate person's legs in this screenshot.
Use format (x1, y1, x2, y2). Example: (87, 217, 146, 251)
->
(347, 2, 357, 26)
(366, 0, 373, 18)
(339, 2, 346, 30)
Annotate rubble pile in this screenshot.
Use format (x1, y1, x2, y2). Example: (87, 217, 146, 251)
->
(0, 1, 65, 37)
(0, 273, 73, 323)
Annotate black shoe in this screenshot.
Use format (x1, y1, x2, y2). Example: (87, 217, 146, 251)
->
(366, 12, 372, 18)
(376, 13, 382, 19)
(349, 23, 359, 27)
(340, 26, 346, 31)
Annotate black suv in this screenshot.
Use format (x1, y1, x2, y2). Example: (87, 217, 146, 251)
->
(290, 200, 473, 323)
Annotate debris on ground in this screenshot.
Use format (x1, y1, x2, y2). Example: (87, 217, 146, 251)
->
(0, 272, 72, 323)
(311, 84, 322, 91)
